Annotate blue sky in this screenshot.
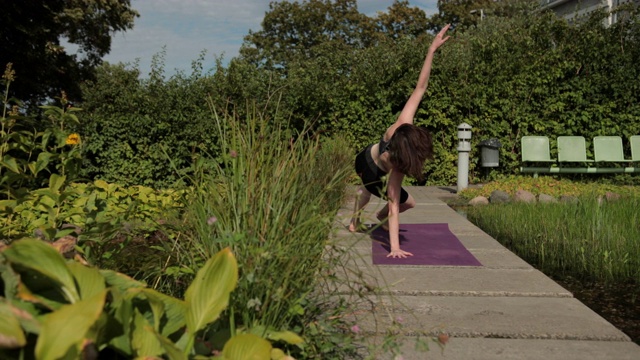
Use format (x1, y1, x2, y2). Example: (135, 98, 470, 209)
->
(102, 0, 439, 76)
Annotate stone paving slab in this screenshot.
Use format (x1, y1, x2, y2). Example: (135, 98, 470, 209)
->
(347, 295, 629, 341)
(335, 186, 640, 358)
(327, 267, 571, 297)
(373, 268, 570, 297)
(361, 337, 640, 360)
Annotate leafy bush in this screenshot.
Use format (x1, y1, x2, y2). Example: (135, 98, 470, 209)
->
(1, 64, 83, 198)
(78, 57, 221, 188)
(0, 240, 301, 359)
(459, 175, 640, 199)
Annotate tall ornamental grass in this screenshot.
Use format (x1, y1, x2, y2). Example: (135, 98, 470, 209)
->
(467, 197, 640, 284)
(165, 102, 355, 353)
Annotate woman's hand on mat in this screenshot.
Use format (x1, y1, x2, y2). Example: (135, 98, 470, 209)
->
(387, 248, 413, 258)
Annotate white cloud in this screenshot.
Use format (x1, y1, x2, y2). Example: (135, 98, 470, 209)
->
(104, 0, 439, 75)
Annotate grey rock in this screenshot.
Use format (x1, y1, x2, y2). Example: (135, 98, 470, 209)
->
(514, 190, 536, 203)
(538, 194, 558, 203)
(469, 196, 490, 206)
(490, 190, 511, 204)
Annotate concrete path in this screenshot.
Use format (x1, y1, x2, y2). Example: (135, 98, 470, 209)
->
(330, 186, 640, 359)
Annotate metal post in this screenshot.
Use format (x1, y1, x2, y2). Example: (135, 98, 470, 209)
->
(457, 123, 472, 192)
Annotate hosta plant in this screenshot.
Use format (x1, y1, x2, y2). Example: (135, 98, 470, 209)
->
(0, 239, 301, 359)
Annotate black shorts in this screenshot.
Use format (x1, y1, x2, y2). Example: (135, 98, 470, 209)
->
(354, 145, 409, 204)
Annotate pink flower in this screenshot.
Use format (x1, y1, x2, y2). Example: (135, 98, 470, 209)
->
(207, 216, 217, 225)
(229, 150, 238, 158)
(438, 333, 450, 345)
(350, 325, 360, 333)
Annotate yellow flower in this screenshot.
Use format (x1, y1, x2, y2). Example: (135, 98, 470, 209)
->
(65, 133, 81, 145)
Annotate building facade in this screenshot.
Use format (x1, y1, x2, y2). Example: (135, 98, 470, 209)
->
(540, 0, 639, 25)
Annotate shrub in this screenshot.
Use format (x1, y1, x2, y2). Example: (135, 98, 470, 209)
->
(0, 240, 302, 359)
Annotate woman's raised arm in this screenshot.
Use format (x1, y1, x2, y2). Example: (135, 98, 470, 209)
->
(384, 24, 451, 140)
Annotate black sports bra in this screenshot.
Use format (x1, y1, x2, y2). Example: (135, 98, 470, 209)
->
(378, 137, 390, 155)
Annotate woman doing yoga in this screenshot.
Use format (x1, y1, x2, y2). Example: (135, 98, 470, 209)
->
(349, 24, 451, 258)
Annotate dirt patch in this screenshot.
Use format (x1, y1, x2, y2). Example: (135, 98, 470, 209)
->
(552, 276, 640, 345)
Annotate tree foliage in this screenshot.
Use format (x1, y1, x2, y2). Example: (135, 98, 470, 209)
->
(0, 0, 138, 102)
(431, 0, 499, 29)
(376, 0, 432, 39)
(240, 0, 374, 69)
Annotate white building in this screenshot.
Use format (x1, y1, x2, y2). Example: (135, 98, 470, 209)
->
(540, 0, 639, 25)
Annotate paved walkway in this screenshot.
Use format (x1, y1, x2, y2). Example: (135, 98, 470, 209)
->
(330, 186, 640, 359)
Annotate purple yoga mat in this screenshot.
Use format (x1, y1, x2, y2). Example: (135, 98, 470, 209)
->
(371, 223, 482, 266)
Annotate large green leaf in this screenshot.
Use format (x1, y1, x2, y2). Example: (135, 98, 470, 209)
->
(0, 258, 18, 302)
(35, 152, 52, 175)
(265, 330, 304, 345)
(184, 247, 238, 334)
(222, 334, 271, 360)
(48, 174, 66, 193)
(32, 189, 59, 205)
(1, 155, 20, 174)
(154, 331, 188, 360)
(0, 302, 26, 349)
(2, 239, 80, 303)
(100, 269, 147, 290)
(0, 199, 16, 212)
(131, 309, 163, 358)
(35, 289, 106, 360)
(105, 287, 134, 355)
(67, 262, 105, 300)
(137, 288, 187, 337)
(94, 179, 110, 191)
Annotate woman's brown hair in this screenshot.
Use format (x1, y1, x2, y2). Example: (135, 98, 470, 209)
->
(388, 124, 434, 181)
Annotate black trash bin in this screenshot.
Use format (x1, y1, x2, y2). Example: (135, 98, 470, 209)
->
(479, 138, 501, 167)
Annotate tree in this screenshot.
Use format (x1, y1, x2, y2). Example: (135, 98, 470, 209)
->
(240, 0, 436, 70)
(430, 0, 500, 30)
(375, 0, 431, 39)
(0, 0, 138, 102)
(239, 0, 374, 69)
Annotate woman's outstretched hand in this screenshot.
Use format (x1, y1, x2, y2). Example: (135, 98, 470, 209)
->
(387, 248, 414, 258)
(429, 24, 451, 52)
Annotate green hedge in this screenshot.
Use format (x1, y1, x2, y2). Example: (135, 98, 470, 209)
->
(78, 58, 221, 188)
(77, 7, 640, 187)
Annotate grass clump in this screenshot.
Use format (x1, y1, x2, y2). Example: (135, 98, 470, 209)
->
(466, 196, 640, 284)
(148, 104, 358, 358)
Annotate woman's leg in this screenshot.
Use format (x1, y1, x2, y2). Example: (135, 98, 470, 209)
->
(349, 186, 372, 232)
(376, 192, 416, 230)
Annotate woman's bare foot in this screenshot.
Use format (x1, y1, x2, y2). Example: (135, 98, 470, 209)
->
(348, 218, 361, 232)
(376, 211, 389, 231)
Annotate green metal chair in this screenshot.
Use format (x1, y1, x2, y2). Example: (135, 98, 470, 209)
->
(521, 136, 555, 162)
(593, 136, 631, 162)
(557, 136, 593, 163)
(631, 136, 640, 162)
